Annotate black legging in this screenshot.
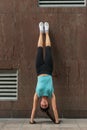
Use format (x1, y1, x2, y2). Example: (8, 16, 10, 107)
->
(36, 46, 53, 76)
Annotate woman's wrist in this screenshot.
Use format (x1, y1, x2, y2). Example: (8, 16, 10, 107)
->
(30, 117, 34, 122)
(55, 118, 60, 123)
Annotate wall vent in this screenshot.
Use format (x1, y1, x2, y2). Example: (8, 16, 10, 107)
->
(0, 70, 18, 101)
(39, 0, 86, 7)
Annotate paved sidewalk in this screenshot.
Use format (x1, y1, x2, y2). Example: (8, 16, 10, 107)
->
(0, 118, 87, 130)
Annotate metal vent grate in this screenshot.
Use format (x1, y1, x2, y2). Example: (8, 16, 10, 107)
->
(39, 0, 86, 7)
(0, 70, 18, 101)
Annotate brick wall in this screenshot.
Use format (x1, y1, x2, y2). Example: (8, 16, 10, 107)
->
(0, 0, 87, 117)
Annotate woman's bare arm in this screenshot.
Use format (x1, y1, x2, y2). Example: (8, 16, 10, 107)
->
(51, 93, 59, 123)
(30, 93, 38, 123)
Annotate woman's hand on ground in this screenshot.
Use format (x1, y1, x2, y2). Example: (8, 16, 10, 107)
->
(55, 120, 61, 124)
(29, 120, 36, 124)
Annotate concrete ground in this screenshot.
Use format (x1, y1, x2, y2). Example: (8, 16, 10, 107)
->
(0, 118, 87, 130)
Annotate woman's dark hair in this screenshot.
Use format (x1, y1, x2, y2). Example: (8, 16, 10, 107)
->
(40, 105, 55, 123)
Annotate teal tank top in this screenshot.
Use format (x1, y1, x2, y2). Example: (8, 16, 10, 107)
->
(36, 75, 54, 98)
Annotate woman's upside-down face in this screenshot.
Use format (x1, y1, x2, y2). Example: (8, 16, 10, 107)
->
(40, 97, 48, 109)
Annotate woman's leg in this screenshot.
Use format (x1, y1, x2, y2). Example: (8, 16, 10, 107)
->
(45, 32, 51, 47)
(45, 32, 53, 70)
(36, 23, 44, 72)
(38, 32, 44, 47)
(44, 22, 51, 47)
(38, 22, 44, 47)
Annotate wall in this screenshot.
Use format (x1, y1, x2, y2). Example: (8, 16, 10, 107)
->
(0, 0, 87, 118)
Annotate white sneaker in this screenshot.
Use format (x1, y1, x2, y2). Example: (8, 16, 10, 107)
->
(44, 22, 49, 33)
(39, 22, 44, 33)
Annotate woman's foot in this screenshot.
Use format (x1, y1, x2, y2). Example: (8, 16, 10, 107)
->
(39, 22, 44, 33)
(44, 22, 49, 33)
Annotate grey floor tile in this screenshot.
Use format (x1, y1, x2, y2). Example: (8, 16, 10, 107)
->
(59, 119, 78, 128)
(75, 119, 87, 127)
(80, 127, 87, 130)
(59, 124, 78, 127)
(0, 122, 5, 130)
(41, 125, 52, 130)
(41, 125, 61, 130)
(3, 124, 22, 128)
(60, 128, 80, 130)
(2, 128, 20, 130)
(22, 125, 41, 130)
(0, 122, 4, 127)
(0, 118, 87, 130)
(0, 119, 23, 130)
